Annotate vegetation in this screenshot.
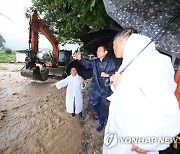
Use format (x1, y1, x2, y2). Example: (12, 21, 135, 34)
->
(0, 34, 6, 49)
(26, 0, 115, 44)
(5, 48, 13, 54)
(42, 51, 51, 61)
(0, 50, 16, 63)
(0, 35, 15, 63)
(78, 47, 90, 58)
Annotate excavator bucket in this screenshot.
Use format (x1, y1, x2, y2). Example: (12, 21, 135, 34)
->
(21, 66, 49, 81)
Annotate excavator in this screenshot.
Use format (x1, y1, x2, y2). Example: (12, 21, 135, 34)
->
(21, 10, 72, 81)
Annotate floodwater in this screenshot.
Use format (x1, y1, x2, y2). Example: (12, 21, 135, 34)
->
(0, 63, 82, 154)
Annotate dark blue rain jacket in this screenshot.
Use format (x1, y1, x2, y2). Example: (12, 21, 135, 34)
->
(79, 56, 117, 117)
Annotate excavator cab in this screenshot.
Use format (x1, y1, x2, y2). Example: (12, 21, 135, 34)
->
(58, 50, 72, 66)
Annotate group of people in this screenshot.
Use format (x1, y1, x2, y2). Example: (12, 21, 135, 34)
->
(51, 28, 180, 154)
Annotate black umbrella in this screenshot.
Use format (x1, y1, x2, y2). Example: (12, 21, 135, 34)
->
(80, 29, 120, 45)
(80, 28, 123, 69)
(80, 28, 121, 56)
(66, 60, 92, 80)
(82, 36, 114, 56)
(103, 0, 180, 59)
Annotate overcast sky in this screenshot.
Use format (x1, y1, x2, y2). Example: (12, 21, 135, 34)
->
(0, 0, 79, 51)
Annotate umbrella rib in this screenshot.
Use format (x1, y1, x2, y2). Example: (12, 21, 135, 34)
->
(171, 25, 180, 36)
(153, 8, 180, 13)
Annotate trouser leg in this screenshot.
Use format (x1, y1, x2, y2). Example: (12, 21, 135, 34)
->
(72, 99, 75, 117)
(96, 96, 109, 131)
(96, 116, 105, 131)
(99, 96, 110, 118)
(93, 108, 100, 120)
(79, 112, 82, 119)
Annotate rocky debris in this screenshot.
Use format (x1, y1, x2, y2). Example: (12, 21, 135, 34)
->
(0, 109, 7, 120)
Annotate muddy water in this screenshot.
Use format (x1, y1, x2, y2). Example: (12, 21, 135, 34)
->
(0, 63, 82, 154)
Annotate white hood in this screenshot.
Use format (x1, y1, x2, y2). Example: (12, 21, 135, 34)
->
(119, 33, 155, 73)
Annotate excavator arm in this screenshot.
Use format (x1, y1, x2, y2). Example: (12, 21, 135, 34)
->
(29, 10, 59, 64)
(29, 10, 59, 61)
(21, 10, 90, 81)
(21, 10, 59, 81)
(39, 20, 58, 61)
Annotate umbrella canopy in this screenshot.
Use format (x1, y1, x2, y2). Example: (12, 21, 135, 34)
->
(80, 28, 123, 69)
(66, 60, 92, 80)
(103, 0, 180, 59)
(80, 28, 121, 56)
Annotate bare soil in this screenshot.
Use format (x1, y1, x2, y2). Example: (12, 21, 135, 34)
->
(0, 63, 104, 154)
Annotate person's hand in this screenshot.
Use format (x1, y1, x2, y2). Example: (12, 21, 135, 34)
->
(74, 53, 81, 60)
(81, 79, 85, 84)
(110, 72, 122, 88)
(101, 72, 109, 78)
(50, 83, 55, 88)
(131, 144, 147, 154)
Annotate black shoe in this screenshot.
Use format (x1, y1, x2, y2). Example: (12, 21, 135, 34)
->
(71, 113, 75, 117)
(93, 115, 100, 120)
(79, 112, 82, 119)
(96, 122, 104, 131)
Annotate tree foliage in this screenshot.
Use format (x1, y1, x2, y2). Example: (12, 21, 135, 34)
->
(0, 34, 6, 48)
(5, 48, 13, 54)
(42, 51, 51, 61)
(26, 0, 114, 43)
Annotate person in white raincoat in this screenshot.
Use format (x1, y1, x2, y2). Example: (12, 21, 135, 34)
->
(103, 29, 180, 154)
(52, 67, 84, 119)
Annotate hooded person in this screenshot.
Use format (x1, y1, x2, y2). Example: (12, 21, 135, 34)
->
(51, 67, 84, 121)
(103, 29, 180, 154)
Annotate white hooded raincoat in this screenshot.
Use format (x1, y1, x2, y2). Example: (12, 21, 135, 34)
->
(55, 74, 83, 114)
(103, 34, 180, 154)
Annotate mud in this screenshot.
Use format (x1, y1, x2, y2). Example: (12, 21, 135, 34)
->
(0, 63, 176, 154)
(0, 63, 82, 154)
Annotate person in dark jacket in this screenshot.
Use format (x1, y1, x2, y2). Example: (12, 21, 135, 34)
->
(74, 45, 117, 131)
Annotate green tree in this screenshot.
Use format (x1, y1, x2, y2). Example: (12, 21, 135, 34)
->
(26, 0, 115, 43)
(42, 51, 51, 61)
(0, 34, 5, 48)
(5, 48, 13, 54)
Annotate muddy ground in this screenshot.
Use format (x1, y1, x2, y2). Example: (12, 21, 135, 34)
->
(0, 63, 105, 154)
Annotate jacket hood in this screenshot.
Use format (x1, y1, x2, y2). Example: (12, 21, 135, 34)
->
(119, 33, 156, 73)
